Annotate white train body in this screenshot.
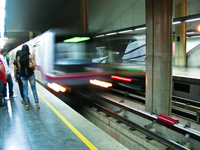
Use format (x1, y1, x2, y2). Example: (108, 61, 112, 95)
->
(9, 29, 111, 91)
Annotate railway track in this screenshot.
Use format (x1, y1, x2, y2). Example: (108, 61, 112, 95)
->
(72, 88, 200, 150)
(47, 84, 200, 150)
(45, 80, 199, 150)
(106, 87, 200, 123)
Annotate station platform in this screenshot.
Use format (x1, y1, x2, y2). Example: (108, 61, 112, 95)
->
(173, 66, 200, 79)
(173, 66, 200, 83)
(0, 76, 128, 150)
(172, 66, 200, 101)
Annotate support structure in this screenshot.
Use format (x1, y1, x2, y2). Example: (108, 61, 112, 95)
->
(174, 2, 187, 67)
(145, 0, 173, 115)
(77, 0, 88, 32)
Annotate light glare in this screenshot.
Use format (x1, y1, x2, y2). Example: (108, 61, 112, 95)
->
(0, 0, 5, 8)
(0, 38, 4, 48)
(198, 25, 200, 32)
(0, 9, 5, 20)
(47, 83, 66, 92)
(90, 79, 112, 88)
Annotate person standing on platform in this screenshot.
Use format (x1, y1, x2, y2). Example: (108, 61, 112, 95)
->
(18, 44, 40, 110)
(14, 50, 25, 104)
(6, 54, 10, 66)
(0, 51, 7, 107)
(0, 49, 17, 100)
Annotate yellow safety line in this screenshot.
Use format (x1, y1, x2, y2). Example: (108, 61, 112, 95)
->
(37, 92, 98, 150)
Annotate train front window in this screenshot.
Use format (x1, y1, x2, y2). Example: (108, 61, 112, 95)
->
(54, 37, 96, 73)
(55, 42, 91, 65)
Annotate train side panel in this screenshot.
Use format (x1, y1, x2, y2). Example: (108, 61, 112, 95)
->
(27, 31, 55, 84)
(9, 29, 113, 92)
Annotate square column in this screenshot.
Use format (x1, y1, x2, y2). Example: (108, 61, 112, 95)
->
(77, 0, 88, 32)
(174, 2, 187, 67)
(145, 0, 173, 115)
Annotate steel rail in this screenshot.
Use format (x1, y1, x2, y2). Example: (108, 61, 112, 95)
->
(95, 93, 200, 141)
(77, 91, 190, 150)
(172, 95, 200, 107)
(108, 88, 199, 121)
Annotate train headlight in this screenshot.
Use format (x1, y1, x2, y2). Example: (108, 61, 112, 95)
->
(47, 83, 67, 92)
(89, 79, 112, 88)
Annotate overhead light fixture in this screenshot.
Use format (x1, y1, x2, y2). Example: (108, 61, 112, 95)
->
(95, 14, 200, 38)
(135, 27, 146, 31)
(118, 29, 133, 33)
(106, 32, 117, 36)
(185, 18, 200, 22)
(187, 31, 195, 34)
(173, 21, 181, 25)
(63, 37, 90, 43)
(198, 25, 200, 32)
(190, 35, 200, 38)
(95, 34, 105, 38)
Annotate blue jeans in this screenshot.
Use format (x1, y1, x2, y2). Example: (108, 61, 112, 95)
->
(16, 75, 24, 99)
(21, 74, 39, 105)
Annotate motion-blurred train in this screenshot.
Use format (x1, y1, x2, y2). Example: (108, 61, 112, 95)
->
(9, 29, 113, 92)
(93, 34, 146, 92)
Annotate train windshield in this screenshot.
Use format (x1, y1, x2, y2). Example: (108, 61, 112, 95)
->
(55, 40, 94, 65)
(54, 36, 101, 73)
(92, 35, 146, 66)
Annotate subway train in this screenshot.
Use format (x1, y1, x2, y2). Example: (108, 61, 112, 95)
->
(9, 29, 113, 93)
(94, 32, 200, 93)
(93, 34, 146, 92)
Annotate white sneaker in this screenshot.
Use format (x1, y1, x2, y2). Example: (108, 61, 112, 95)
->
(10, 94, 17, 98)
(3, 97, 9, 100)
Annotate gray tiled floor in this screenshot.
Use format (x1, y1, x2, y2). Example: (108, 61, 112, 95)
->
(0, 75, 128, 150)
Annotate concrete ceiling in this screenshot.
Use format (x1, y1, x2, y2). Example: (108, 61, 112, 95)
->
(3, 0, 200, 51)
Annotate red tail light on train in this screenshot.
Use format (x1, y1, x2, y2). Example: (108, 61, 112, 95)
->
(111, 75, 132, 82)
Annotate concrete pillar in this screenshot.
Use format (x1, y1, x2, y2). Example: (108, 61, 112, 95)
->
(77, 0, 88, 32)
(174, 2, 187, 67)
(145, 0, 173, 115)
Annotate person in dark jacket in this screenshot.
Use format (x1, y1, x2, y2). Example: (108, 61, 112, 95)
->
(17, 44, 40, 110)
(14, 50, 25, 104)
